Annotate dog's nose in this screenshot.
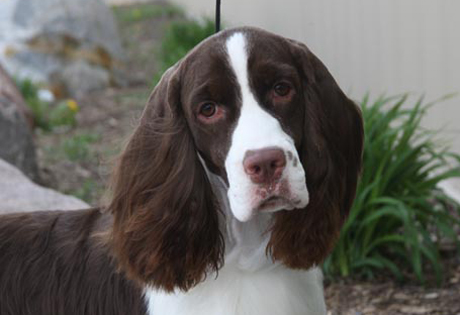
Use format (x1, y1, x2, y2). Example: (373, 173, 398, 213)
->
(243, 148, 286, 184)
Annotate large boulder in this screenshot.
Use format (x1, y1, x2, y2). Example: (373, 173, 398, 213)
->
(0, 0, 125, 98)
(0, 159, 89, 214)
(0, 64, 39, 181)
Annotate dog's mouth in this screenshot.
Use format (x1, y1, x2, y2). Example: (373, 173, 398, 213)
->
(258, 195, 287, 210)
(252, 179, 300, 213)
(256, 194, 299, 213)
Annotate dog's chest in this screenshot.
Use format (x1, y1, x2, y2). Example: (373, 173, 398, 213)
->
(144, 265, 326, 315)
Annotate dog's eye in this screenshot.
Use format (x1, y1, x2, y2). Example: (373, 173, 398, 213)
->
(199, 103, 217, 118)
(273, 82, 292, 97)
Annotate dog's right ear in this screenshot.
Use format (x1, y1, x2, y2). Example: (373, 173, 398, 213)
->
(269, 39, 364, 270)
(108, 66, 224, 293)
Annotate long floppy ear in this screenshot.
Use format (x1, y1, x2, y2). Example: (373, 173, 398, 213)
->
(268, 41, 364, 269)
(109, 66, 224, 292)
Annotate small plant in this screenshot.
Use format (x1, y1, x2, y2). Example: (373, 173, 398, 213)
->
(153, 18, 216, 84)
(49, 99, 79, 128)
(15, 78, 51, 130)
(69, 179, 99, 203)
(113, 3, 184, 23)
(15, 78, 78, 131)
(61, 133, 100, 162)
(323, 94, 460, 284)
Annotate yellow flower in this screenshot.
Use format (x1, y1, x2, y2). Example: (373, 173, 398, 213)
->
(67, 99, 79, 112)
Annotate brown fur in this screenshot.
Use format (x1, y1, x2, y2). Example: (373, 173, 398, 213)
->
(0, 209, 146, 315)
(0, 28, 364, 313)
(109, 67, 224, 292)
(268, 40, 364, 268)
(109, 27, 363, 291)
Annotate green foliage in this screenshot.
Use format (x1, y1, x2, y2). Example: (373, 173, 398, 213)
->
(15, 78, 78, 131)
(153, 18, 216, 85)
(47, 99, 79, 128)
(15, 78, 50, 130)
(113, 3, 184, 23)
(69, 179, 98, 203)
(324, 95, 460, 284)
(61, 133, 100, 162)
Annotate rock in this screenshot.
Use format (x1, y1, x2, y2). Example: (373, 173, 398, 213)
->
(52, 60, 111, 99)
(423, 292, 439, 300)
(400, 306, 431, 314)
(0, 64, 39, 181)
(0, 64, 33, 125)
(361, 306, 376, 314)
(0, 0, 125, 98)
(438, 178, 460, 205)
(0, 158, 88, 214)
(394, 292, 411, 300)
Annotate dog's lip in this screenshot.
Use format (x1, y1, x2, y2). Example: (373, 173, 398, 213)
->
(256, 195, 295, 212)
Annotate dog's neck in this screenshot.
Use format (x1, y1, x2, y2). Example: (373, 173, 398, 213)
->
(145, 156, 326, 315)
(202, 158, 277, 272)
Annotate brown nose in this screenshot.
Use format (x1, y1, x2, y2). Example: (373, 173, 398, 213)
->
(243, 148, 286, 184)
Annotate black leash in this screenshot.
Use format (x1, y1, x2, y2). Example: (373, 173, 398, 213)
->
(215, 0, 221, 33)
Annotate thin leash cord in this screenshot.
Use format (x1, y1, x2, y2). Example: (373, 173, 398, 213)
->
(215, 0, 221, 33)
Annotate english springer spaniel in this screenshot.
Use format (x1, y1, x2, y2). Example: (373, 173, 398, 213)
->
(0, 27, 363, 315)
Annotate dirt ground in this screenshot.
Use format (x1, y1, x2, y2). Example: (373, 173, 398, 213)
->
(35, 2, 460, 314)
(325, 261, 460, 315)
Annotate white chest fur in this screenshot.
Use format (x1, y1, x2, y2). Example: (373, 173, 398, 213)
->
(145, 132, 327, 315)
(144, 264, 326, 315)
(143, 170, 327, 314)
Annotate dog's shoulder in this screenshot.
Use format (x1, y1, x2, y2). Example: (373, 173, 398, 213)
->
(0, 208, 146, 315)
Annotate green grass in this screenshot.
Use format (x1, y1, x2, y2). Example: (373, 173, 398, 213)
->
(113, 3, 184, 23)
(153, 18, 216, 85)
(61, 133, 100, 162)
(68, 179, 99, 203)
(323, 94, 460, 284)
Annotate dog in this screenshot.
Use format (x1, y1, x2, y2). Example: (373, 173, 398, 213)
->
(0, 27, 363, 315)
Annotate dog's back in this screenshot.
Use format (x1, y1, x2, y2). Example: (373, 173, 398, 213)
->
(0, 209, 146, 315)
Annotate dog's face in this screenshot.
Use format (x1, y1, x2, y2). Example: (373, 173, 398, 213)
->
(180, 32, 308, 222)
(110, 27, 364, 292)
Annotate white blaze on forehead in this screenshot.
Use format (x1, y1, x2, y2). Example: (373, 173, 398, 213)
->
(225, 33, 293, 150)
(224, 32, 309, 222)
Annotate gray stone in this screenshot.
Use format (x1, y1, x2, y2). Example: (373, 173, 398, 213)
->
(0, 0, 125, 98)
(0, 158, 88, 214)
(53, 61, 111, 99)
(438, 178, 460, 205)
(0, 64, 39, 181)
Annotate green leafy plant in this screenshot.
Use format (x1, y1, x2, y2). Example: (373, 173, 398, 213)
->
(153, 18, 216, 84)
(113, 3, 184, 23)
(61, 133, 100, 162)
(15, 78, 78, 131)
(69, 179, 99, 203)
(323, 94, 460, 284)
(49, 100, 79, 128)
(15, 78, 51, 130)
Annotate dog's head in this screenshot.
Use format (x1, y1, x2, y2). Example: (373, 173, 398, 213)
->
(109, 27, 363, 292)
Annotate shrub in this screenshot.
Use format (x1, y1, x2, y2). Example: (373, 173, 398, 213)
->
(113, 3, 184, 23)
(153, 18, 216, 85)
(61, 133, 100, 162)
(15, 78, 78, 131)
(69, 179, 99, 203)
(15, 78, 51, 131)
(323, 94, 460, 284)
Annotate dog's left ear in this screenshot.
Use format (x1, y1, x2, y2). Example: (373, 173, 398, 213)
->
(108, 66, 224, 292)
(269, 40, 364, 269)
